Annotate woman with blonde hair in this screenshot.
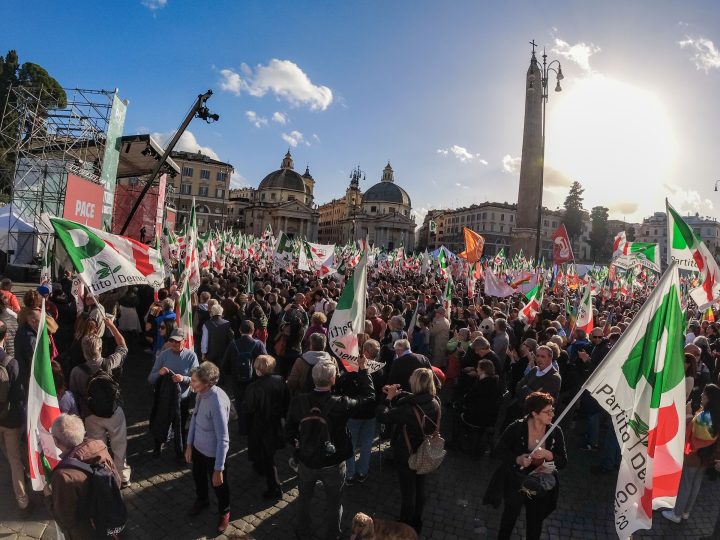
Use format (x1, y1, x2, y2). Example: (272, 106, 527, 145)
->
(377, 368, 442, 534)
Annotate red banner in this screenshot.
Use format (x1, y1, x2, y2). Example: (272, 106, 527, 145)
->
(551, 223, 574, 265)
(63, 174, 104, 228)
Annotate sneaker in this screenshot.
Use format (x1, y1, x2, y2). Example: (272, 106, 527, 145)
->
(188, 499, 210, 517)
(345, 476, 355, 486)
(661, 510, 682, 524)
(356, 473, 368, 483)
(121, 480, 132, 490)
(682, 512, 690, 520)
(217, 512, 230, 533)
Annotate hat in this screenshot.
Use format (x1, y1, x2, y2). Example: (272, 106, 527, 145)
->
(210, 304, 224, 317)
(37, 285, 50, 296)
(169, 328, 185, 342)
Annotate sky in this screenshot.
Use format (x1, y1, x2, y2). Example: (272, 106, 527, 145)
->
(4, 0, 720, 226)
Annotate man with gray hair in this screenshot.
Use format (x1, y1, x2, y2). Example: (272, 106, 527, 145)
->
(387, 338, 433, 392)
(201, 303, 234, 367)
(68, 316, 131, 487)
(48, 414, 121, 539)
(286, 355, 375, 540)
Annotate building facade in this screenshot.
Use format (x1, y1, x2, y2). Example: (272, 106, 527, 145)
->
(639, 211, 720, 262)
(225, 151, 320, 240)
(416, 202, 592, 261)
(317, 163, 416, 251)
(169, 150, 234, 233)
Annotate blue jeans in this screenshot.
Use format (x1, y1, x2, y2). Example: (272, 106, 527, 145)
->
(600, 427, 621, 470)
(346, 418, 376, 477)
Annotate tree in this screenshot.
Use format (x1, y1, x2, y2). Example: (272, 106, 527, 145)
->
(563, 181, 585, 241)
(590, 206, 610, 261)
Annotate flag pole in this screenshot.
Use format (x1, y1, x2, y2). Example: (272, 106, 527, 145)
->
(528, 261, 679, 456)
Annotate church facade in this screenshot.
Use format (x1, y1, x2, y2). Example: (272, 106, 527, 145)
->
(317, 163, 416, 251)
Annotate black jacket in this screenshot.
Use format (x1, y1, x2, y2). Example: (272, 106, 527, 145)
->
(336, 367, 387, 420)
(459, 375, 502, 427)
(13, 324, 36, 393)
(387, 353, 432, 392)
(243, 374, 290, 461)
(376, 392, 442, 462)
(286, 368, 375, 468)
(483, 417, 567, 512)
(148, 374, 181, 443)
(203, 317, 234, 367)
(0, 348, 24, 428)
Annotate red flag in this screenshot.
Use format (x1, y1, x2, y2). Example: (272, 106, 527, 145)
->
(551, 224, 574, 265)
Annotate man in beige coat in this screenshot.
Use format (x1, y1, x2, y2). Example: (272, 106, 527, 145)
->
(429, 307, 450, 368)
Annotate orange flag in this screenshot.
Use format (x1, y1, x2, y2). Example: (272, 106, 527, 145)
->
(458, 227, 484, 264)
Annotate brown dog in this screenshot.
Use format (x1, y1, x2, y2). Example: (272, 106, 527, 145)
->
(350, 512, 418, 540)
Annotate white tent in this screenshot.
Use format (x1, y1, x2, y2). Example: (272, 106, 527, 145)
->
(0, 205, 40, 263)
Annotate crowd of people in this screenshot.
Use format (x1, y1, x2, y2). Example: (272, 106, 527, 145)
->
(1, 257, 720, 539)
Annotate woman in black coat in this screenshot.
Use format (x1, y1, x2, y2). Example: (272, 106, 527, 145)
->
(377, 367, 442, 535)
(483, 391, 567, 540)
(242, 354, 290, 499)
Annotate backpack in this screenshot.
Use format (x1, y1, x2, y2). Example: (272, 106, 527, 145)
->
(0, 353, 11, 421)
(404, 402, 446, 475)
(82, 364, 121, 418)
(56, 457, 127, 538)
(231, 340, 254, 383)
(297, 395, 337, 468)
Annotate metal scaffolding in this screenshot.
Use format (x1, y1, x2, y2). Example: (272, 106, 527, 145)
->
(0, 86, 114, 265)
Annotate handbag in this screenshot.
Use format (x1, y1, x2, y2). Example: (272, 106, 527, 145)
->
(403, 401, 446, 475)
(515, 464, 557, 499)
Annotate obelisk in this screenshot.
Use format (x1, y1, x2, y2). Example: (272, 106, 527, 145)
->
(511, 44, 544, 257)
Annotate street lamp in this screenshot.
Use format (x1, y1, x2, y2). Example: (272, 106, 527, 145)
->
(714, 180, 720, 192)
(529, 45, 563, 262)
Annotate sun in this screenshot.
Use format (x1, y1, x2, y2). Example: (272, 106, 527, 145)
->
(544, 74, 675, 220)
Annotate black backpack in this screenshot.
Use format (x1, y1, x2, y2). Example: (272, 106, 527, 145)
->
(297, 395, 337, 468)
(82, 364, 121, 418)
(56, 457, 127, 538)
(231, 340, 254, 383)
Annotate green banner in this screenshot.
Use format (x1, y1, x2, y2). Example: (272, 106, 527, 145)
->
(100, 93, 127, 230)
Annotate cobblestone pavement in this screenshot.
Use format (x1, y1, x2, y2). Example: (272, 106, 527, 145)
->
(2, 348, 720, 539)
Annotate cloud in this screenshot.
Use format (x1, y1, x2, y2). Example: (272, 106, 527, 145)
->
(151, 130, 219, 160)
(411, 207, 428, 230)
(607, 201, 639, 215)
(664, 183, 714, 214)
(678, 36, 720, 73)
(230, 171, 250, 188)
(281, 130, 307, 147)
(544, 166, 572, 188)
(141, 0, 166, 9)
(312, 134, 321, 143)
(454, 182, 470, 189)
(502, 154, 521, 174)
(436, 145, 487, 164)
(245, 110, 267, 128)
(271, 112, 287, 124)
(219, 59, 333, 110)
(551, 38, 601, 72)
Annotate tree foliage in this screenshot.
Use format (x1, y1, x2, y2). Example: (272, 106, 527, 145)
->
(563, 181, 585, 241)
(590, 206, 610, 261)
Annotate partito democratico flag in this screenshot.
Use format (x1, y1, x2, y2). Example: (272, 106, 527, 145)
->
(551, 223, 574, 265)
(584, 262, 685, 538)
(27, 301, 62, 490)
(328, 246, 375, 372)
(51, 217, 164, 294)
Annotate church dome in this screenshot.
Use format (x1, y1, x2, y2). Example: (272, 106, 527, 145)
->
(258, 150, 306, 193)
(361, 162, 411, 206)
(363, 182, 411, 205)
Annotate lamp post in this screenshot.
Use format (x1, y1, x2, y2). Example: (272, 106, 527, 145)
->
(714, 180, 720, 192)
(530, 45, 564, 262)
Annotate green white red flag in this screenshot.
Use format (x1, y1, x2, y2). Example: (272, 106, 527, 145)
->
(273, 231, 295, 270)
(442, 275, 454, 312)
(612, 232, 661, 273)
(329, 245, 373, 372)
(576, 282, 594, 333)
(666, 199, 720, 309)
(27, 301, 62, 491)
(585, 262, 685, 537)
(177, 275, 195, 350)
(51, 217, 164, 295)
(519, 279, 543, 323)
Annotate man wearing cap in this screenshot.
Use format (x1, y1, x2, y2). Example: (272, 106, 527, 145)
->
(149, 328, 199, 461)
(37, 284, 59, 321)
(201, 304, 234, 368)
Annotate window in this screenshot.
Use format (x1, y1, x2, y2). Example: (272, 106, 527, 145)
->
(482, 212, 487, 220)
(271, 192, 276, 199)
(216, 188, 225, 199)
(199, 186, 209, 197)
(510, 215, 514, 222)
(500, 225, 504, 232)
(389, 207, 396, 213)
(227, 207, 234, 215)
(371, 206, 377, 213)
(180, 184, 191, 195)
(552, 221, 557, 228)
(491, 213, 495, 220)
(500, 214, 505, 221)
(544, 220, 549, 226)
(200, 169, 210, 180)
(198, 218, 205, 227)
(182, 166, 193, 177)
(216, 171, 227, 182)
(289, 195, 295, 201)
